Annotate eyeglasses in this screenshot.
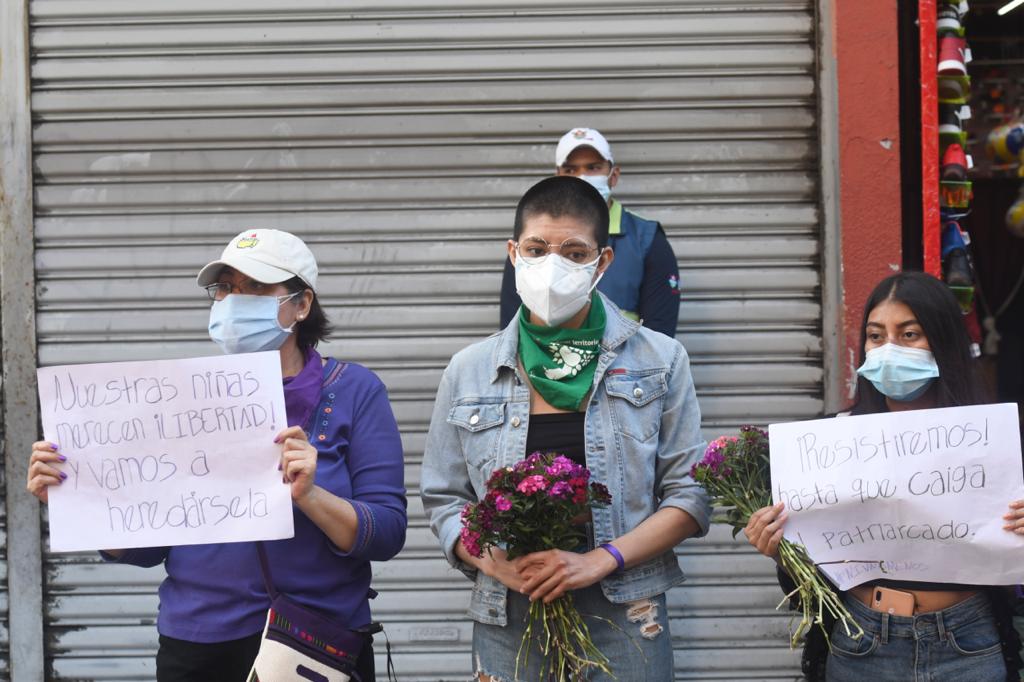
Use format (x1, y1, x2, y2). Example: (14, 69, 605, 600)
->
(204, 281, 299, 303)
(515, 237, 601, 265)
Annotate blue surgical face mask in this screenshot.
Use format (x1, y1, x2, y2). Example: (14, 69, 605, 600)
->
(579, 172, 612, 202)
(208, 293, 297, 355)
(856, 343, 940, 401)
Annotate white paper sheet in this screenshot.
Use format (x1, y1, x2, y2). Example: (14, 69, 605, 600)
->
(38, 352, 294, 552)
(769, 403, 1024, 590)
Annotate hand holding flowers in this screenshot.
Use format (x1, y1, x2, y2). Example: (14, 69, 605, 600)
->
(460, 452, 614, 681)
(691, 427, 863, 646)
(744, 501, 788, 560)
(515, 547, 620, 604)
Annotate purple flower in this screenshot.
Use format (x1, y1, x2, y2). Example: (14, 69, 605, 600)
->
(517, 474, 549, 495)
(548, 481, 573, 498)
(569, 464, 589, 481)
(546, 456, 574, 477)
(494, 494, 512, 511)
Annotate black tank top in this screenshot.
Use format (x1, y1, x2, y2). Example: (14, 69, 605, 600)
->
(524, 412, 586, 466)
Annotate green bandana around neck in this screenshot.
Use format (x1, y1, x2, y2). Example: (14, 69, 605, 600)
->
(517, 295, 607, 411)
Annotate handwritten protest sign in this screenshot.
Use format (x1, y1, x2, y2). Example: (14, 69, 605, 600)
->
(38, 352, 294, 552)
(769, 403, 1024, 590)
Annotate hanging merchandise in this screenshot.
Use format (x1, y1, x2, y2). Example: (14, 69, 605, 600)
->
(980, 110, 1024, 239)
(985, 120, 1024, 164)
(1008, 189, 1024, 237)
(942, 219, 973, 287)
(937, 2, 975, 269)
(935, 1, 982, 358)
(985, 120, 1024, 239)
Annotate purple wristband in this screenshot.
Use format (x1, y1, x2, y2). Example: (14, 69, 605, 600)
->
(599, 543, 625, 573)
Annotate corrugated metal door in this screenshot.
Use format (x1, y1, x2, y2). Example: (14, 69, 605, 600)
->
(29, 1, 817, 679)
(0, 446, 8, 679)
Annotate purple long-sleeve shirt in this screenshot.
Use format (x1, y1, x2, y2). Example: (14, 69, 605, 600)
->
(110, 358, 407, 642)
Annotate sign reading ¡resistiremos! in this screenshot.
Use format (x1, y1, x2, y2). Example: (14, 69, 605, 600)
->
(38, 352, 294, 552)
(769, 403, 1024, 590)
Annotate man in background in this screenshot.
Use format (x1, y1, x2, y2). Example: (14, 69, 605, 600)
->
(499, 127, 681, 337)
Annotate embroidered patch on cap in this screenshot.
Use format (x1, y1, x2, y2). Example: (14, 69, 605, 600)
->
(236, 233, 260, 249)
(572, 129, 588, 139)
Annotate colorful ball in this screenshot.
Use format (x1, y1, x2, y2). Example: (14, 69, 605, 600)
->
(987, 122, 1024, 162)
(1007, 197, 1024, 238)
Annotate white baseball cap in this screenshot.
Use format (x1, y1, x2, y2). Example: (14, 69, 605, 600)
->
(197, 229, 318, 291)
(555, 128, 614, 167)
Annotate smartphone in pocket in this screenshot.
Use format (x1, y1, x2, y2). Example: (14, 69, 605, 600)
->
(872, 587, 915, 616)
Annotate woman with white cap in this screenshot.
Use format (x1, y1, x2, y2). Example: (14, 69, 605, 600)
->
(27, 229, 408, 681)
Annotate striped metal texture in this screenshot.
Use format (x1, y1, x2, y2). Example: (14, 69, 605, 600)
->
(0, 501, 8, 679)
(30, 1, 818, 679)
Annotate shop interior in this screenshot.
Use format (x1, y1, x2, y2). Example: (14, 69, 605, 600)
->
(934, 1, 1024, 417)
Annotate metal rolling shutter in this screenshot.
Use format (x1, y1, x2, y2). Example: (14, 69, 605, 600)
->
(30, 1, 816, 678)
(0, 486, 8, 679)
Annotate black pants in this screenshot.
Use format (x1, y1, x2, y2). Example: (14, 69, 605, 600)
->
(156, 632, 376, 682)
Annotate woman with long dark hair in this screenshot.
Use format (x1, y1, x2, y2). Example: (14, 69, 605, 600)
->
(744, 271, 1023, 681)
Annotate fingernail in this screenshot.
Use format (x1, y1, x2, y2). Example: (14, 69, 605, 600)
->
(57, 454, 66, 462)
(50, 442, 60, 450)
(59, 472, 67, 480)
(277, 462, 282, 471)
(273, 436, 282, 444)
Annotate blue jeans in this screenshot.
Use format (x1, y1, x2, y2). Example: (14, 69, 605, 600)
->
(826, 592, 1006, 682)
(472, 584, 672, 681)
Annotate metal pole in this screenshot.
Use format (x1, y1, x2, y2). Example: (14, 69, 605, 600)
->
(0, 0, 45, 677)
(818, 0, 845, 413)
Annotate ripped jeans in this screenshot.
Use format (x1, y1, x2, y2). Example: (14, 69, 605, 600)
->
(471, 584, 672, 681)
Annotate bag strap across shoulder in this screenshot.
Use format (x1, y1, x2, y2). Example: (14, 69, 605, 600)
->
(256, 356, 397, 682)
(260, 352, 356, 598)
(259, 356, 346, 598)
(256, 541, 278, 598)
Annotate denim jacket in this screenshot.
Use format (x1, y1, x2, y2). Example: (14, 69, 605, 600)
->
(421, 292, 711, 626)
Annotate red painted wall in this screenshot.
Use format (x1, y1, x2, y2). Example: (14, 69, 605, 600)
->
(834, 0, 904, 402)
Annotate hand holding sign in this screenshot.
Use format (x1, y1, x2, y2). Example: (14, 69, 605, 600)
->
(35, 352, 294, 552)
(277, 425, 319, 501)
(769, 403, 1024, 591)
(27, 440, 66, 504)
(1005, 499, 1024, 534)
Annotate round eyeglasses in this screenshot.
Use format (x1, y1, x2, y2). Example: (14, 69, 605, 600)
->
(515, 237, 601, 265)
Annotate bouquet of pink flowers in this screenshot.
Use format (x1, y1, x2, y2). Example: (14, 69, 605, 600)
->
(691, 426, 863, 646)
(460, 452, 613, 681)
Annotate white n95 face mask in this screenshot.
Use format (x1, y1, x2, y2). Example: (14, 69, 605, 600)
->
(208, 294, 296, 355)
(579, 173, 612, 202)
(856, 343, 940, 401)
(515, 253, 603, 327)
